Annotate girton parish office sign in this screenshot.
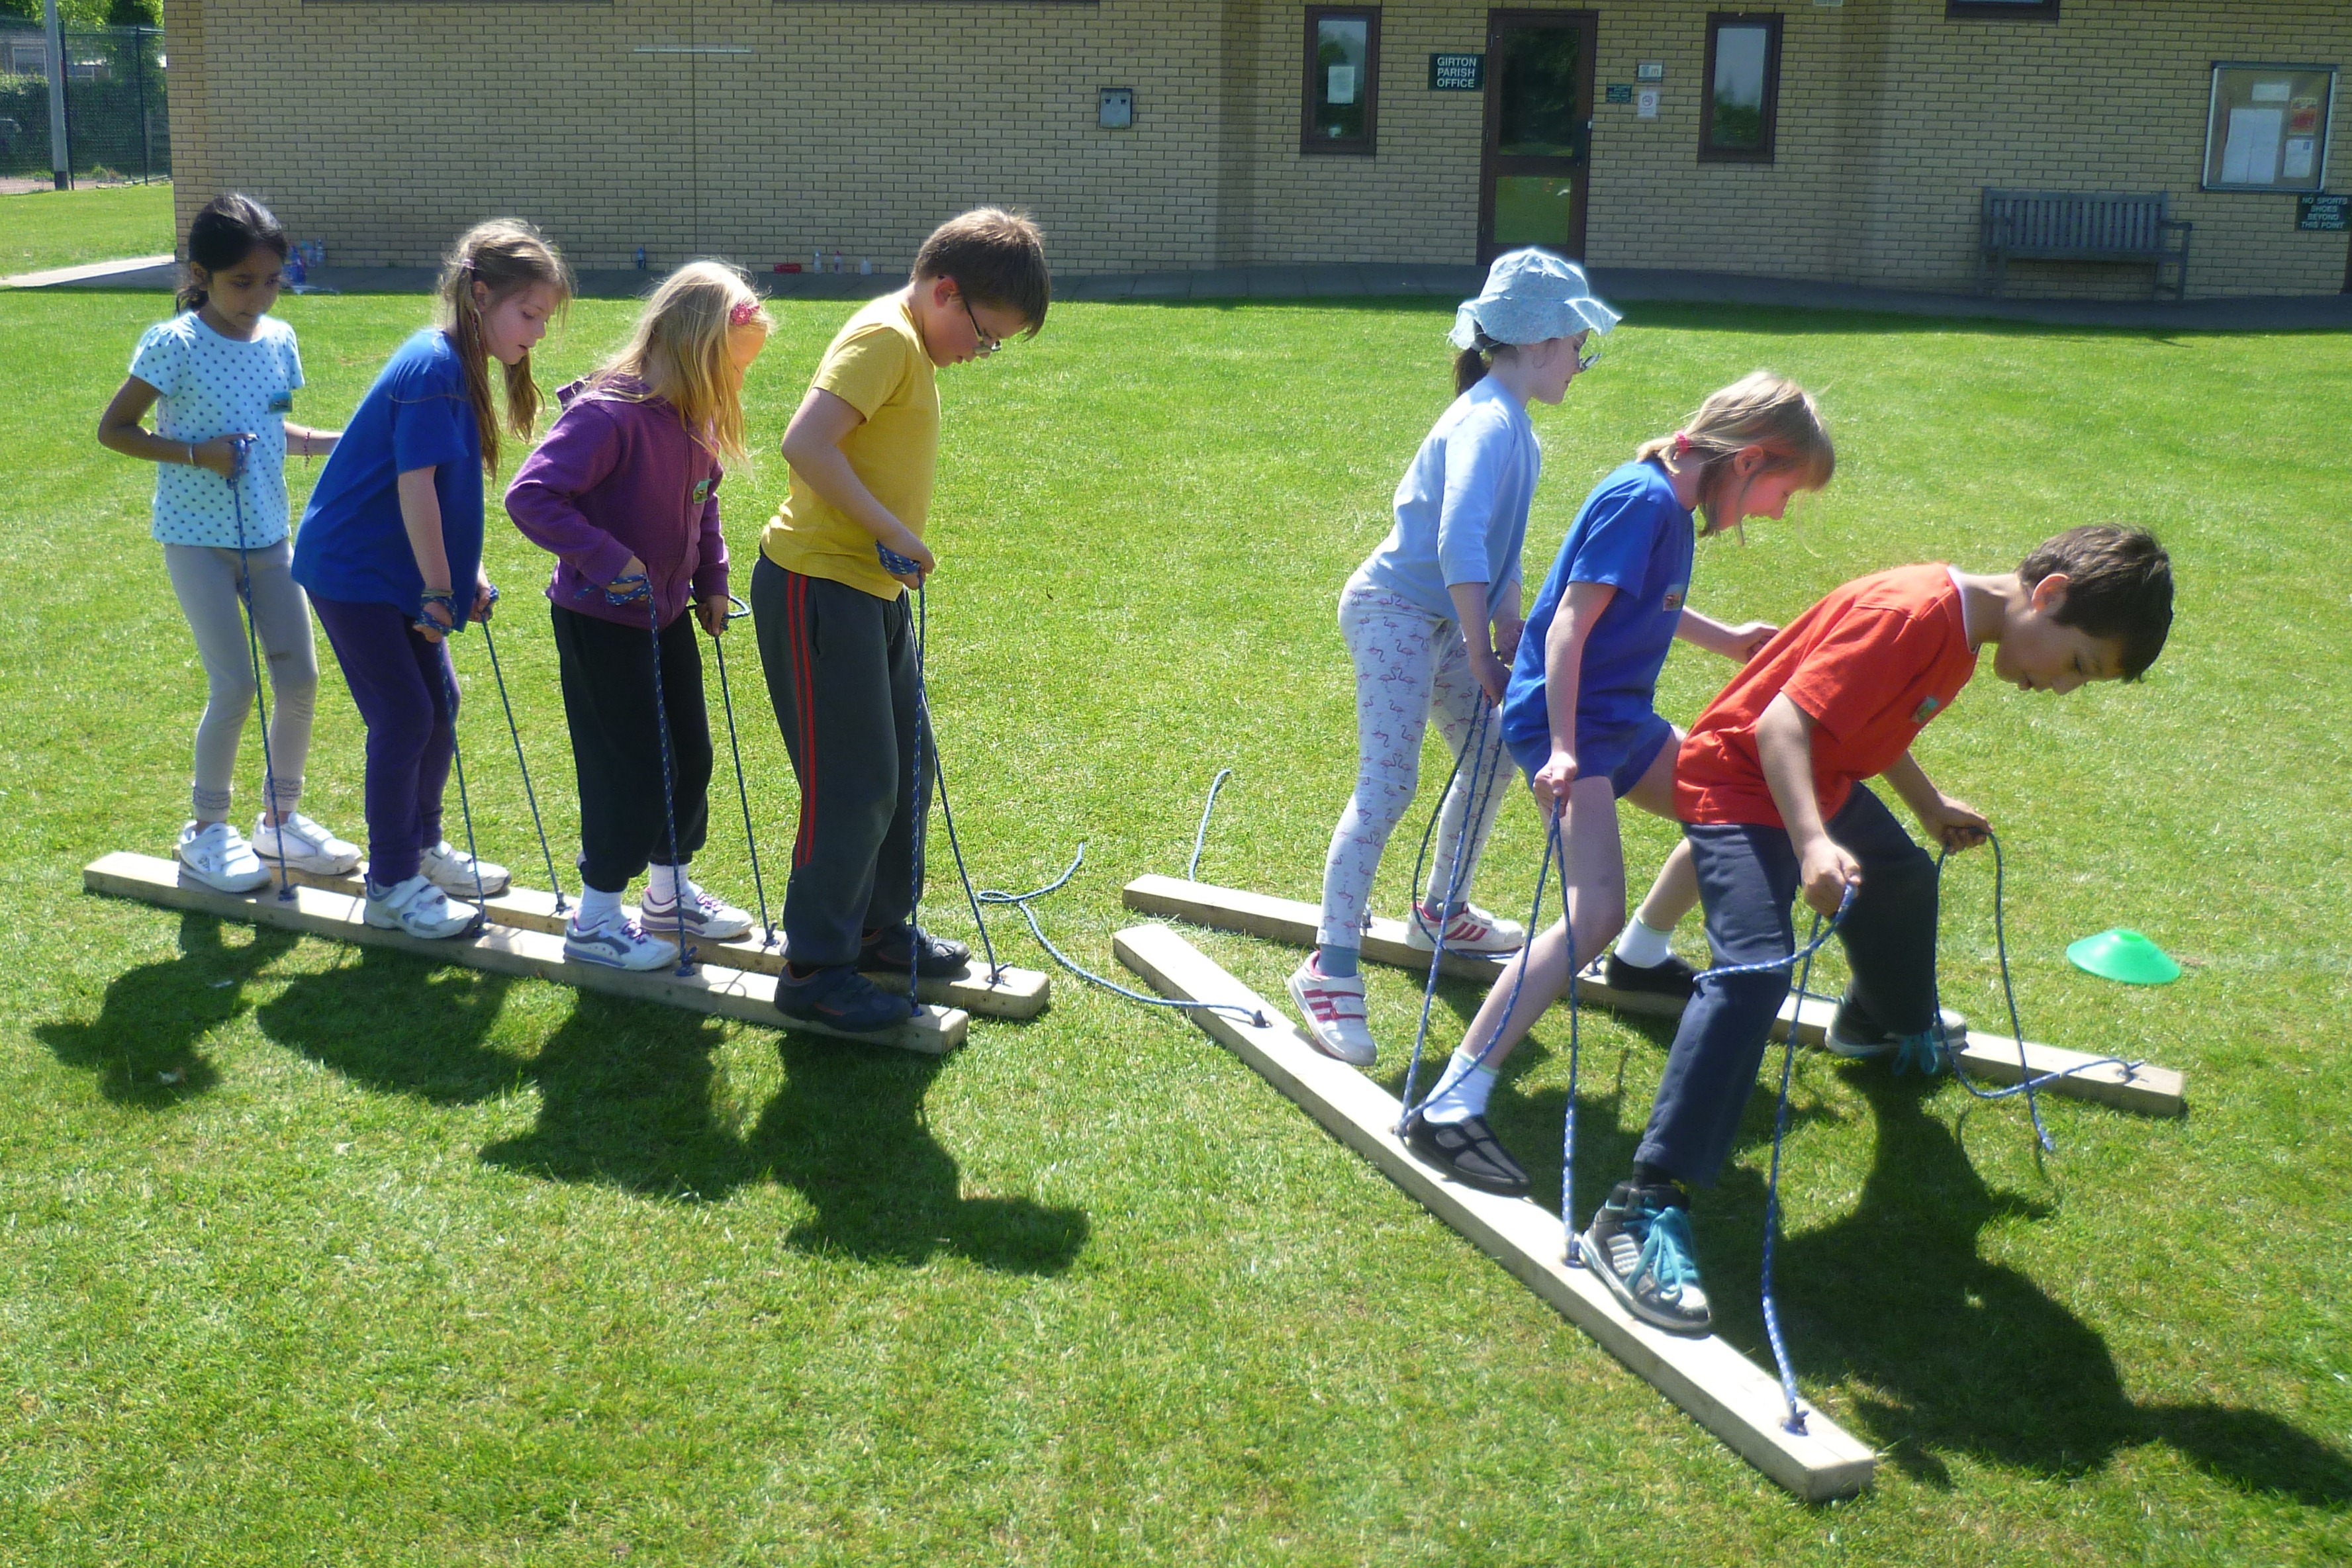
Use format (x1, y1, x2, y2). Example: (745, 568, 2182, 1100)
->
(1429, 53, 1483, 91)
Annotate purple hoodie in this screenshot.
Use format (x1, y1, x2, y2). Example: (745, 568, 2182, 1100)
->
(504, 375, 728, 629)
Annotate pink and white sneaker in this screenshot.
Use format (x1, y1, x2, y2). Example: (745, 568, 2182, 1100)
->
(1403, 901, 1526, 956)
(1286, 956, 1378, 1066)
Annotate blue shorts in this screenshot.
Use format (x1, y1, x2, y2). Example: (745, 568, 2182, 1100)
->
(1508, 709, 1675, 800)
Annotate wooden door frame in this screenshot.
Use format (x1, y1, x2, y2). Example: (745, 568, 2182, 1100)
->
(1478, 8, 1600, 264)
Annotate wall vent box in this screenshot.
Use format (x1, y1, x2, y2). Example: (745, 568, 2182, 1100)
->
(1636, 61, 1664, 81)
(1099, 87, 1134, 129)
(1607, 83, 1634, 103)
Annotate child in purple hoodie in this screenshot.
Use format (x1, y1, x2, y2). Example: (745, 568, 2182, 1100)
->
(506, 263, 774, 969)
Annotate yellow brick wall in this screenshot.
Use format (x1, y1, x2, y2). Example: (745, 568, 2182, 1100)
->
(164, 0, 2351, 298)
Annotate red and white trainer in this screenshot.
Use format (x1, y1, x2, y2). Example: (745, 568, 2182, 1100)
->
(1402, 901, 1526, 956)
(1286, 956, 1378, 1066)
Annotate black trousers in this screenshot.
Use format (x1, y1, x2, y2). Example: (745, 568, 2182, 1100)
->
(549, 600, 713, 894)
(1635, 784, 1940, 1188)
(751, 555, 929, 969)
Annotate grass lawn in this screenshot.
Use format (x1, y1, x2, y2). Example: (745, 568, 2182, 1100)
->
(2, 281, 2347, 1565)
(1, 181, 173, 276)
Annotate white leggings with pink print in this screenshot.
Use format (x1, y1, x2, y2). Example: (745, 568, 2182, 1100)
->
(1315, 583, 1512, 950)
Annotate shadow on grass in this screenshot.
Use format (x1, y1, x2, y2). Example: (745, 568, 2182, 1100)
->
(251, 948, 1087, 1275)
(36, 911, 298, 1105)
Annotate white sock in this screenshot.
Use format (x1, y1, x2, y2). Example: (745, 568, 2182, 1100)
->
(1420, 1050, 1497, 1126)
(578, 885, 623, 927)
(647, 862, 691, 907)
(1615, 916, 1675, 969)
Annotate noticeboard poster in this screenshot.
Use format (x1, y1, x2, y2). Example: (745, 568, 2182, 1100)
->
(2205, 64, 2337, 193)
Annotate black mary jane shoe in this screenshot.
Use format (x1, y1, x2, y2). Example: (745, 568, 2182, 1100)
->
(860, 923, 972, 979)
(1403, 1113, 1532, 1197)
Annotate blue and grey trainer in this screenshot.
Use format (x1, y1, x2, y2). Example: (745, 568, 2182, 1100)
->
(564, 912, 680, 971)
(1825, 993, 1966, 1072)
(1583, 1181, 1713, 1336)
(641, 884, 754, 943)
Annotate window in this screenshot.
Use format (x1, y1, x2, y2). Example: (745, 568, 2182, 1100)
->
(1302, 7, 1380, 156)
(1699, 13, 1781, 163)
(1947, 1, 2059, 18)
(2204, 63, 2337, 193)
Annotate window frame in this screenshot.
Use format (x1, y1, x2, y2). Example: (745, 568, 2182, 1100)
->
(1697, 11, 1782, 165)
(1300, 5, 1382, 157)
(2202, 62, 2338, 194)
(1946, 1, 2060, 19)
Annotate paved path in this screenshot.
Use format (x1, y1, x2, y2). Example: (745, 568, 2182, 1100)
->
(15, 256, 2349, 330)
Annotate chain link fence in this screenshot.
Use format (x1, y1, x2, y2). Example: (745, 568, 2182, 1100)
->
(1, 22, 168, 184)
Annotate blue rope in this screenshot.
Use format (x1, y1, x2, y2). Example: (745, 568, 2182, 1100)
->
(221, 437, 295, 901)
(1187, 768, 1233, 882)
(432, 646, 491, 939)
(477, 594, 567, 914)
(705, 593, 775, 946)
(1393, 699, 1508, 1127)
(606, 575, 694, 976)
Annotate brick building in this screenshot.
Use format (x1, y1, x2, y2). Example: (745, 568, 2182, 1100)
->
(164, 0, 2349, 299)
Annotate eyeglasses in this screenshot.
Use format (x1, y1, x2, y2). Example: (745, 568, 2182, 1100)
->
(1576, 336, 1601, 373)
(956, 287, 1002, 357)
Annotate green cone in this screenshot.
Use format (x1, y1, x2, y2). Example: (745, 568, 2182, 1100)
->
(2066, 928, 2182, 986)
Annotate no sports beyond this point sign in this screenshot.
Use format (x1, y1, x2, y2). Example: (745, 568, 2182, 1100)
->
(2296, 193, 2348, 231)
(1429, 53, 1483, 91)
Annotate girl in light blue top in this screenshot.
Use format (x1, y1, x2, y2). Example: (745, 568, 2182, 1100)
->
(1288, 250, 1619, 1066)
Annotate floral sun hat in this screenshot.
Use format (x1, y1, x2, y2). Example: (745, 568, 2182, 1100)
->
(1448, 248, 1622, 349)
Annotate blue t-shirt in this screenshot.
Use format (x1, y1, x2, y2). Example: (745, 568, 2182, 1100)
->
(1351, 375, 1537, 624)
(128, 312, 305, 548)
(292, 328, 483, 622)
(1501, 459, 1696, 757)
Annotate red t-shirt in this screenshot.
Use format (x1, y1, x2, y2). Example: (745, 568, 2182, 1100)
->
(1675, 564, 1981, 828)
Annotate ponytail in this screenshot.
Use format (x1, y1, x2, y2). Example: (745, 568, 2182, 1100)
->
(436, 218, 573, 475)
(177, 192, 288, 314)
(1452, 326, 1517, 396)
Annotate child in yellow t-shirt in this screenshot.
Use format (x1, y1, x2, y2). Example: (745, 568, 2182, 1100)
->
(754, 208, 1050, 1032)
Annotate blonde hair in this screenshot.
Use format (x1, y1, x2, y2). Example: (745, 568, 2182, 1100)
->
(592, 261, 772, 467)
(1637, 371, 1835, 535)
(437, 218, 574, 474)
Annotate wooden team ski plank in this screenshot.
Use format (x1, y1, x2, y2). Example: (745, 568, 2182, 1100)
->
(87, 853, 965, 1054)
(278, 867, 1050, 1020)
(1111, 922, 1877, 1501)
(1119, 874, 2185, 1117)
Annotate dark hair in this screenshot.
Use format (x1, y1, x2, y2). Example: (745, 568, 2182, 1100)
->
(912, 207, 1050, 336)
(1453, 326, 1521, 396)
(436, 218, 573, 474)
(178, 193, 289, 313)
(2020, 524, 2173, 681)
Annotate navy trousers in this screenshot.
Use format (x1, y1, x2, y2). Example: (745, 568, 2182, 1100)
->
(1635, 784, 1939, 1188)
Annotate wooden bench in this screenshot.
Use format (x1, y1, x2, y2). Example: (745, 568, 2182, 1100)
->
(1979, 189, 2192, 300)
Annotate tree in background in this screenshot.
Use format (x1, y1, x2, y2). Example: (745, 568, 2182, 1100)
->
(0, 1, 160, 25)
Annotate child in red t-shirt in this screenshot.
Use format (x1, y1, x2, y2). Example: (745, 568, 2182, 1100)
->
(1585, 526, 2173, 1336)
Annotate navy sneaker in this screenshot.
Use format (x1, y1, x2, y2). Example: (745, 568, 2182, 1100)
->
(860, 924, 970, 978)
(1403, 1113, 1531, 1197)
(1603, 950, 1699, 1001)
(1826, 992, 1966, 1074)
(773, 964, 912, 1033)
(1583, 1180, 1713, 1335)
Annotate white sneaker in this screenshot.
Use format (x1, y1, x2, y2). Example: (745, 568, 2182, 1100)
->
(250, 811, 361, 876)
(1287, 956, 1378, 1066)
(420, 839, 510, 898)
(564, 911, 680, 971)
(177, 819, 271, 894)
(363, 874, 479, 939)
(641, 882, 753, 942)
(1403, 901, 1526, 956)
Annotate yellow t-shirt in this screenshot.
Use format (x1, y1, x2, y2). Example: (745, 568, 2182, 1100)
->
(759, 293, 939, 601)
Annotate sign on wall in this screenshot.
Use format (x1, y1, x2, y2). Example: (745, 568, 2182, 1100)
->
(2298, 193, 2349, 230)
(1429, 53, 1483, 91)
(2204, 63, 2337, 193)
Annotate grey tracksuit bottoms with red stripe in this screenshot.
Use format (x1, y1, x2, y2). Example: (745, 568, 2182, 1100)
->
(751, 555, 930, 969)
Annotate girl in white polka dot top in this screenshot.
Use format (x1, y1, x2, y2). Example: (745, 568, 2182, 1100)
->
(98, 193, 359, 892)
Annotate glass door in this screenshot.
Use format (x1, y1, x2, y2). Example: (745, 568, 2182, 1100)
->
(1480, 10, 1598, 263)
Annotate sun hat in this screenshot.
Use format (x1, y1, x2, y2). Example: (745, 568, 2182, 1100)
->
(1448, 248, 1621, 350)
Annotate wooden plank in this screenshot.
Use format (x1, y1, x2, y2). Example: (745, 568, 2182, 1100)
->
(275, 866, 1050, 1021)
(1111, 922, 1877, 1501)
(1120, 875, 2185, 1117)
(87, 853, 965, 1055)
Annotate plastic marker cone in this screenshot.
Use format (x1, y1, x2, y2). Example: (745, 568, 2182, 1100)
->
(2066, 928, 2182, 985)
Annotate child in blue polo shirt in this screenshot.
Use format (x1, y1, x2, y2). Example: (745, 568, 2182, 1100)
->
(1404, 372, 1836, 1196)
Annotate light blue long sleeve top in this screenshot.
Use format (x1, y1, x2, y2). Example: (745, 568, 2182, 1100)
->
(1349, 374, 1538, 625)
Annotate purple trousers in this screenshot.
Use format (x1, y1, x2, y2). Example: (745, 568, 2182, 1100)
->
(310, 595, 457, 887)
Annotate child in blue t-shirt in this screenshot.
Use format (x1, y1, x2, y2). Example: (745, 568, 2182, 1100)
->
(97, 193, 354, 893)
(1404, 372, 1836, 1197)
(293, 220, 571, 939)
(1288, 250, 1619, 1068)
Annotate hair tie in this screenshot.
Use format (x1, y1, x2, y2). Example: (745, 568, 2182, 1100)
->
(729, 299, 761, 328)
(1673, 432, 1693, 458)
